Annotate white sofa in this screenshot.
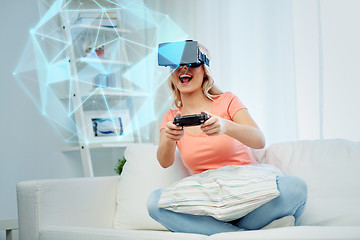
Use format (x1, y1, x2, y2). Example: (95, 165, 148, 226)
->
(17, 139, 360, 240)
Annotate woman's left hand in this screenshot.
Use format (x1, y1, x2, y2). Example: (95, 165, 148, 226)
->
(200, 113, 228, 136)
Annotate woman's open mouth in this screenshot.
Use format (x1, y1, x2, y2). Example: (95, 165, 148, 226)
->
(179, 74, 193, 84)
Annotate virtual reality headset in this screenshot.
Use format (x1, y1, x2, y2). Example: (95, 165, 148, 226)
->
(158, 40, 210, 68)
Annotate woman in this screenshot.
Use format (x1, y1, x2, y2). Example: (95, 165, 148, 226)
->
(147, 43, 307, 235)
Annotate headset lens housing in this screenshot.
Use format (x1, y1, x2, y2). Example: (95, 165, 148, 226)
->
(158, 40, 210, 68)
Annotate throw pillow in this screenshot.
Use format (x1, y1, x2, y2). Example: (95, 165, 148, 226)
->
(158, 164, 284, 222)
(114, 144, 190, 230)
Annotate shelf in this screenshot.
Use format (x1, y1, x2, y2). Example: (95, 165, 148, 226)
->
(61, 142, 134, 152)
(70, 24, 131, 34)
(83, 90, 150, 108)
(0, 219, 18, 230)
(76, 57, 131, 66)
(88, 88, 150, 97)
(49, 80, 149, 100)
(80, 89, 150, 112)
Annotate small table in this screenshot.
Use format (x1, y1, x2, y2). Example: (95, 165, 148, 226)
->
(0, 219, 18, 240)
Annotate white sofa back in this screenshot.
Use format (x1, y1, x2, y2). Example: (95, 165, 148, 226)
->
(114, 139, 360, 230)
(17, 139, 360, 240)
(260, 139, 360, 226)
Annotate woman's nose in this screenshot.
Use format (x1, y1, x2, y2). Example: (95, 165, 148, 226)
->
(179, 65, 189, 69)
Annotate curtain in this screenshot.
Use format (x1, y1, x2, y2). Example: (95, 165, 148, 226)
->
(145, 0, 360, 145)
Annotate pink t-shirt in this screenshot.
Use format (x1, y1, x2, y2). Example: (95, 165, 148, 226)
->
(160, 92, 257, 174)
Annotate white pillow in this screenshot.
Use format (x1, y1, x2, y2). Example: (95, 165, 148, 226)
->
(158, 164, 284, 222)
(264, 139, 360, 226)
(114, 144, 190, 230)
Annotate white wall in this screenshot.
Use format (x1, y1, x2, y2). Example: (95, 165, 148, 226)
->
(0, 1, 84, 236)
(320, 0, 360, 140)
(292, 0, 321, 140)
(292, 0, 360, 141)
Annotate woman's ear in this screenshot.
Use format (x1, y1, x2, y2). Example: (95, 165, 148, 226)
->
(202, 76, 208, 85)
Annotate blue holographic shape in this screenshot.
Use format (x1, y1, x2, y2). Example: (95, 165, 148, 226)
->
(13, 0, 188, 145)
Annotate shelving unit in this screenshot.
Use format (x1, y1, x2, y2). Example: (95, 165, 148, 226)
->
(47, 1, 151, 177)
(0, 219, 18, 240)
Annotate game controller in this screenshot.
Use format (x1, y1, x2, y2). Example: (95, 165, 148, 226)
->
(173, 113, 210, 127)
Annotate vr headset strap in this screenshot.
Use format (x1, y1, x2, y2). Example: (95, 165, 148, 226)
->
(199, 51, 210, 66)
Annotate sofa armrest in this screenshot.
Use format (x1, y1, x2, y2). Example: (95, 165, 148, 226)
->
(17, 176, 120, 240)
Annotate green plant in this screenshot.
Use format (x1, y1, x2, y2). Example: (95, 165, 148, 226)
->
(114, 156, 127, 175)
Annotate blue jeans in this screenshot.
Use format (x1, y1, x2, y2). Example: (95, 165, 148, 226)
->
(147, 174, 307, 236)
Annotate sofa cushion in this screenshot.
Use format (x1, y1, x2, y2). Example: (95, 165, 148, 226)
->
(39, 225, 360, 240)
(158, 164, 283, 221)
(207, 226, 360, 239)
(264, 139, 360, 226)
(39, 226, 207, 240)
(114, 144, 190, 230)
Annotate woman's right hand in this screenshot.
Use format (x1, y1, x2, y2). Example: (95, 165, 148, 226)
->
(157, 113, 184, 168)
(164, 121, 184, 142)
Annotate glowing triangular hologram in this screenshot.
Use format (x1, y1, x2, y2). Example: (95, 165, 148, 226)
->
(14, 0, 188, 144)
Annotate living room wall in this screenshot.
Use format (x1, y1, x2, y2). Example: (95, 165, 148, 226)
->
(0, 0, 84, 226)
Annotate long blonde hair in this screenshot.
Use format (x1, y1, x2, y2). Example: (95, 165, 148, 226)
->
(168, 43, 223, 108)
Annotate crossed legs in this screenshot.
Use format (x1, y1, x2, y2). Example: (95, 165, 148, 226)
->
(147, 174, 307, 235)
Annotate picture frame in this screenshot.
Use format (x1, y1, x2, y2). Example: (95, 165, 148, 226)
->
(84, 110, 134, 143)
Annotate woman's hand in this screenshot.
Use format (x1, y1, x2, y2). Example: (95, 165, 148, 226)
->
(157, 112, 184, 168)
(200, 113, 227, 136)
(164, 112, 185, 142)
(164, 121, 185, 141)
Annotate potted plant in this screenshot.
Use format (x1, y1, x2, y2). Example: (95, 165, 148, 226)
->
(114, 157, 127, 175)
